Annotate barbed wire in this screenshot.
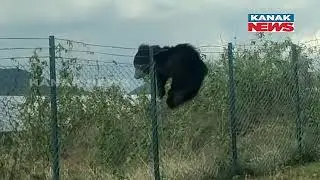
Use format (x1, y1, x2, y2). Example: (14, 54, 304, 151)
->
(57, 49, 134, 58)
(0, 56, 50, 60)
(56, 57, 131, 65)
(55, 49, 223, 58)
(0, 47, 49, 51)
(200, 51, 224, 54)
(298, 38, 320, 44)
(0, 37, 48, 40)
(0, 36, 317, 49)
(56, 37, 226, 51)
(198, 45, 225, 48)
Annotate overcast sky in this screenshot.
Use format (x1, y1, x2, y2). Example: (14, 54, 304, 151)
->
(0, 0, 319, 91)
(1, 0, 319, 46)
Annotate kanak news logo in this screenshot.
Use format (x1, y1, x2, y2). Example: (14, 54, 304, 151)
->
(248, 14, 295, 32)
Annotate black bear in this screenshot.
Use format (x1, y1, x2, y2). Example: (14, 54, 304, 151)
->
(133, 43, 208, 109)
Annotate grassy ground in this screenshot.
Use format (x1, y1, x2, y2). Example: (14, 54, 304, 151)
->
(59, 161, 320, 180)
(244, 162, 320, 180)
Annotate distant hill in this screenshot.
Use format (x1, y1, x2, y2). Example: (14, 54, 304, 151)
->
(0, 68, 31, 96)
(0, 68, 92, 96)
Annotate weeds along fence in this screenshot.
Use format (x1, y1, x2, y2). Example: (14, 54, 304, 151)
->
(0, 36, 320, 180)
(232, 38, 320, 176)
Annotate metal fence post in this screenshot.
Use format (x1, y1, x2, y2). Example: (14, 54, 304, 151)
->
(292, 43, 303, 160)
(227, 42, 238, 175)
(49, 35, 60, 180)
(149, 46, 161, 180)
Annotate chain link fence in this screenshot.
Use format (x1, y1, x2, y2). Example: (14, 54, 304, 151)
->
(0, 36, 320, 180)
(232, 37, 320, 178)
(0, 37, 52, 179)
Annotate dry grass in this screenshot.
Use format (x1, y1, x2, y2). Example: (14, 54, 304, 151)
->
(2, 37, 320, 180)
(3, 153, 319, 180)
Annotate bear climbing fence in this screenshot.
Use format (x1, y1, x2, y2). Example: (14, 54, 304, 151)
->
(0, 36, 320, 180)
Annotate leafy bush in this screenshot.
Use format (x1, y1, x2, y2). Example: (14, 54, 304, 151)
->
(1, 35, 320, 179)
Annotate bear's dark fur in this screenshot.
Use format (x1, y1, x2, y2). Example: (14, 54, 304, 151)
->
(133, 43, 208, 109)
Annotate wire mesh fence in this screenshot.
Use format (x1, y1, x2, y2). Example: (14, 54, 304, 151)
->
(232, 37, 320, 177)
(0, 37, 52, 179)
(234, 40, 298, 175)
(0, 36, 320, 180)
